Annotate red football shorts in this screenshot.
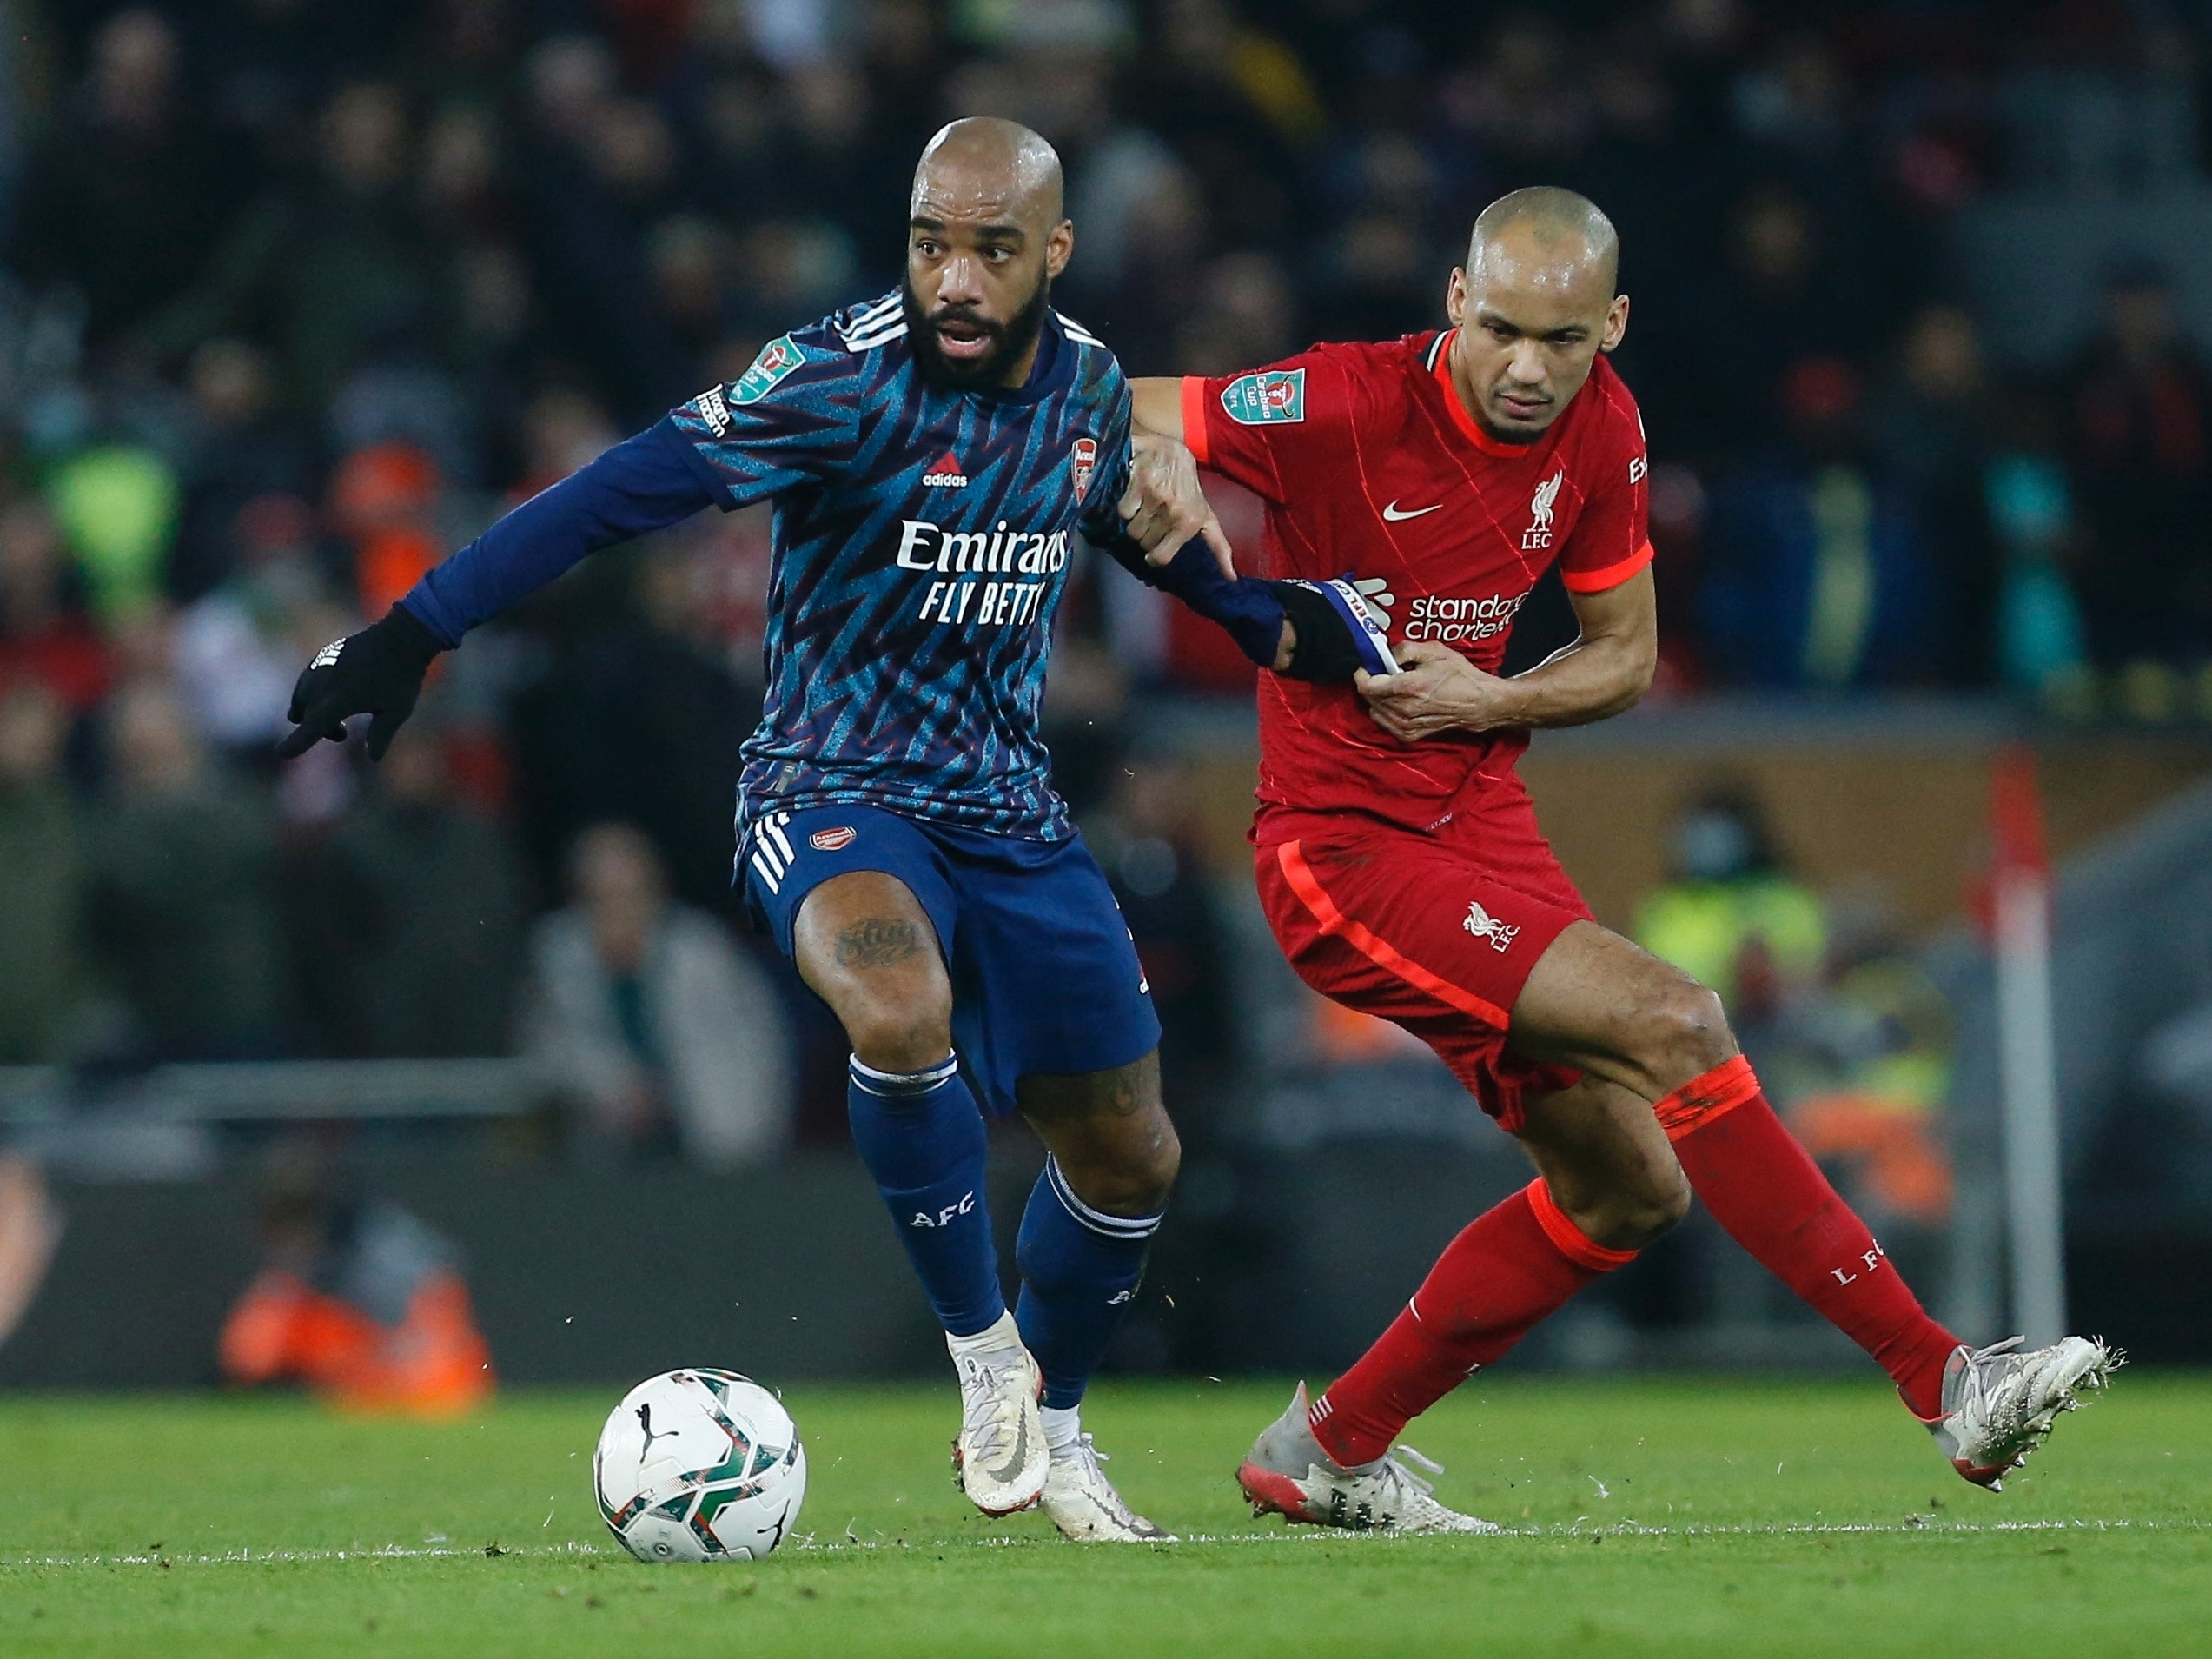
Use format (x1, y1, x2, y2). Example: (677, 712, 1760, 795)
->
(1254, 778, 1592, 1133)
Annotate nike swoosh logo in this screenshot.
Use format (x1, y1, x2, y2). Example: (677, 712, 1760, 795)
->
(986, 1412, 1033, 1483)
(1381, 501, 1440, 521)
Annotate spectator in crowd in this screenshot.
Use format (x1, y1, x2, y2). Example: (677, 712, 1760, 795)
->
(147, 79, 437, 415)
(1634, 786, 1825, 1029)
(511, 541, 758, 911)
(170, 494, 351, 755)
(1775, 922, 1957, 1230)
(1981, 386, 2091, 707)
(1088, 753, 1234, 1093)
(1877, 304, 2001, 687)
(516, 40, 699, 421)
(9, 9, 245, 347)
(169, 339, 317, 605)
(0, 681, 90, 1063)
(328, 439, 449, 620)
(1673, 184, 1841, 455)
(86, 681, 283, 1059)
(507, 388, 623, 504)
(0, 500, 111, 719)
(42, 430, 179, 631)
(522, 823, 791, 1169)
(219, 1144, 493, 1418)
(2063, 263, 2212, 685)
(299, 724, 527, 1059)
(1699, 356, 1935, 689)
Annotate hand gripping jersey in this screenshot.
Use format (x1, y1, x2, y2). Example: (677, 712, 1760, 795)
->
(1181, 332, 1651, 845)
(659, 295, 1136, 841)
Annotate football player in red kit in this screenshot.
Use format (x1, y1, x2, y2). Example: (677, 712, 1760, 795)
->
(1132, 187, 2116, 1534)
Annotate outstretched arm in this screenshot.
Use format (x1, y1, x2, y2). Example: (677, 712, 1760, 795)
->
(1087, 421, 1299, 674)
(1091, 533, 1416, 684)
(1083, 396, 1292, 670)
(1356, 567, 1658, 743)
(403, 421, 718, 645)
(1112, 383, 1314, 671)
(279, 421, 718, 758)
(1125, 377, 1399, 679)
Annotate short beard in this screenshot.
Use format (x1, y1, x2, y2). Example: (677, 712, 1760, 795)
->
(903, 271, 1051, 391)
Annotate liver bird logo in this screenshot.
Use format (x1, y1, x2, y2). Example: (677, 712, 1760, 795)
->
(1530, 470, 1564, 528)
(1522, 470, 1566, 549)
(1463, 899, 1520, 953)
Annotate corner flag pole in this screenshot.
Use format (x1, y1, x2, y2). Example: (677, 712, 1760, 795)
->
(1989, 746, 2065, 1345)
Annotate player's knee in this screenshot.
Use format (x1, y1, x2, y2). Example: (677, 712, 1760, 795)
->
(840, 992, 954, 1076)
(1575, 1157, 1689, 1252)
(1636, 979, 1735, 1089)
(1124, 1118, 1182, 1212)
(1061, 1118, 1181, 1218)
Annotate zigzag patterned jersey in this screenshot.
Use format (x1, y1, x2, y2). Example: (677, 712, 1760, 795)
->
(665, 291, 1132, 843)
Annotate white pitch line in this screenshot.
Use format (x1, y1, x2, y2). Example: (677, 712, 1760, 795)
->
(6, 1541, 610, 1569)
(6, 1516, 2200, 1570)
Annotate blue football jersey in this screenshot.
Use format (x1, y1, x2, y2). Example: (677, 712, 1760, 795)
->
(664, 292, 1133, 842)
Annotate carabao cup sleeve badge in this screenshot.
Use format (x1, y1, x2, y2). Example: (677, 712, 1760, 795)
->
(1219, 368, 1306, 425)
(731, 335, 805, 406)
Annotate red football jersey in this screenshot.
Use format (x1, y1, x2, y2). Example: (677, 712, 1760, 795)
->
(1182, 329, 1651, 844)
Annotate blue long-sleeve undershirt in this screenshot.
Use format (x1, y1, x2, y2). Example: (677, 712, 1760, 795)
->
(400, 419, 719, 647)
(397, 420, 1286, 664)
(1096, 536, 1287, 668)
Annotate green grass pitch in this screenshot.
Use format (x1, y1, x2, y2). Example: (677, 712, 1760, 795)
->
(0, 1373, 2203, 1657)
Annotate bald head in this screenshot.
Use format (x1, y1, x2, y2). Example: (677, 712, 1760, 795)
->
(912, 117, 1063, 232)
(1468, 187, 1619, 299)
(904, 118, 1074, 390)
(1443, 186, 1629, 441)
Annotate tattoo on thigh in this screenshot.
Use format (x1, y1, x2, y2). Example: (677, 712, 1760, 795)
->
(835, 918, 922, 969)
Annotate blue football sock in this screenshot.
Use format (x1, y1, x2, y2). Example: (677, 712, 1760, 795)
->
(1014, 1155, 1163, 1410)
(847, 1054, 1005, 1338)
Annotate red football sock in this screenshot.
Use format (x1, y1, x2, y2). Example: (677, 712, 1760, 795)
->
(1308, 1179, 1634, 1468)
(1659, 1056, 1960, 1418)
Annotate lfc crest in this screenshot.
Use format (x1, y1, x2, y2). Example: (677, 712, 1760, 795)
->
(1463, 899, 1520, 953)
(1521, 470, 1565, 550)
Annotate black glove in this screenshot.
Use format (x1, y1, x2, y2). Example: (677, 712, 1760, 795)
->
(1267, 576, 1401, 683)
(276, 605, 446, 760)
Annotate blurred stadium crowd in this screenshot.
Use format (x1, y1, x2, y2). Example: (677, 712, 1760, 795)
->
(0, 0, 2208, 1151)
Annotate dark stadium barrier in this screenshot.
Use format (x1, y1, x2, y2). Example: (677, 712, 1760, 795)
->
(3, 1144, 2200, 1391)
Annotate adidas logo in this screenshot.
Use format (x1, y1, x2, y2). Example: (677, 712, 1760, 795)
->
(923, 450, 969, 488)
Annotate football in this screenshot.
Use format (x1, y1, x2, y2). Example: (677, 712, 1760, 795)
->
(593, 1369, 808, 1562)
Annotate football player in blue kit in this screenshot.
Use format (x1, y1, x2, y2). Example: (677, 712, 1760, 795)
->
(279, 118, 1315, 1541)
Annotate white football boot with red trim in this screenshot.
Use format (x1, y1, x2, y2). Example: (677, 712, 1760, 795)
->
(1923, 1336, 2121, 1490)
(947, 1320, 1049, 1516)
(1235, 1384, 1499, 1535)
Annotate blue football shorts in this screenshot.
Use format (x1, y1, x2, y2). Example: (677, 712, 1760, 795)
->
(740, 803, 1161, 1118)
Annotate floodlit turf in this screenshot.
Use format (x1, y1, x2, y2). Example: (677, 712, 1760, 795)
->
(0, 1374, 2202, 1657)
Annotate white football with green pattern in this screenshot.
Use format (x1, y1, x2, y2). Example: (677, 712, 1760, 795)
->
(593, 1368, 806, 1562)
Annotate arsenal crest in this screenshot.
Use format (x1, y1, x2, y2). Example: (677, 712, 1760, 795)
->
(810, 826, 857, 852)
(1071, 436, 1098, 501)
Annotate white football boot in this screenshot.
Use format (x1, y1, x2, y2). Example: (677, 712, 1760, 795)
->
(1922, 1336, 2122, 1490)
(1039, 1432, 1175, 1543)
(946, 1317, 1050, 1516)
(1235, 1384, 1500, 1535)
